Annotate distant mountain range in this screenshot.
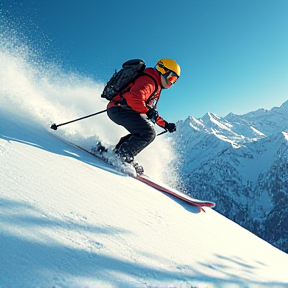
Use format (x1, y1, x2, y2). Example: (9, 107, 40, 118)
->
(168, 100, 288, 253)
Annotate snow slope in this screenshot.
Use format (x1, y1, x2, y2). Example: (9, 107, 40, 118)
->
(1, 108, 288, 288)
(1, 22, 288, 288)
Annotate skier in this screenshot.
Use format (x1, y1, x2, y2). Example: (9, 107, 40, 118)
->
(105, 58, 180, 173)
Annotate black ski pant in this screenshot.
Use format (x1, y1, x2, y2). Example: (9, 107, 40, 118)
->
(107, 106, 156, 159)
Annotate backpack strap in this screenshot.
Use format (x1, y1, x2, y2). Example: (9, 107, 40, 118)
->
(142, 72, 158, 104)
(119, 72, 158, 104)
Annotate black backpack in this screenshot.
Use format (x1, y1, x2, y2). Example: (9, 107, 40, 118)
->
(101, 59, 157, 101)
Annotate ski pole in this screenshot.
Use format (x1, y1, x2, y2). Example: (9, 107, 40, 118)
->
(50, 109, 107, 130)
(157, 129, 168, 136)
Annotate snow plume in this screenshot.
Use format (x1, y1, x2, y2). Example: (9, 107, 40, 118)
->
(0, 22, 177, 182)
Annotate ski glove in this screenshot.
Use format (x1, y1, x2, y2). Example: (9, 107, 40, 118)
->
(146, 107, 158, 124)
(164, 122, 176, 133)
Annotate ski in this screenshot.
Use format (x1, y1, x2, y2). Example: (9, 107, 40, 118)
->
(50, 132, 215, 211)
(136, 174, 215, 211)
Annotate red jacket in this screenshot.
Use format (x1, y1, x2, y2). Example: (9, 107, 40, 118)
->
(107, 67, 166, 127)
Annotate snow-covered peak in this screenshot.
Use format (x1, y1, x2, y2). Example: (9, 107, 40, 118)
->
(176, 100, 288, 148)
(169, 101, 288, 255)
(280, 99, 288, 109)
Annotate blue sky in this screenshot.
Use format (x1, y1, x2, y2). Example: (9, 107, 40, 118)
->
(2, 0, 288, 122)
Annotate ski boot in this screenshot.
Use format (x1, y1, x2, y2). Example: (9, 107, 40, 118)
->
(91, 142, 108, 160)
(114, 149, 144, 175)
(132, 162, 144, 175)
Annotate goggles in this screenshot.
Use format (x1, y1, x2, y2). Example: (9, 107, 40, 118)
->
(165, 71, 179, 84)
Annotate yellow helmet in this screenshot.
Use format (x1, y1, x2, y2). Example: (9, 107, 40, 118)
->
(155, 59, 181, 77)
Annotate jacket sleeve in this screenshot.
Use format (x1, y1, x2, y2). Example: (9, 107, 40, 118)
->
(122, 75, 156, 114)
(155, 115, 167, 128)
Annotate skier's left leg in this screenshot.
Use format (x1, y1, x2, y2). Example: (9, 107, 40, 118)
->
(107, 106, 156, 161)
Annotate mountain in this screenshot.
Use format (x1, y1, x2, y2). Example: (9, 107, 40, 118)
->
(1, 108, 288, 288)
(168, 100, 288, 253)
(1, 25, 288, 286)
